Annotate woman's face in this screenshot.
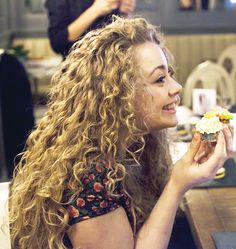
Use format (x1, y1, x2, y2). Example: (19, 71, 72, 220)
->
(134, 41, 182, 132)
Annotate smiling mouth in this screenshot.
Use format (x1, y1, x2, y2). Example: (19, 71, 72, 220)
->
(163, 102, 176, 110)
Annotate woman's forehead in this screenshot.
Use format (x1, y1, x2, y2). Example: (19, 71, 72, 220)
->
(134, 42, 168, 76)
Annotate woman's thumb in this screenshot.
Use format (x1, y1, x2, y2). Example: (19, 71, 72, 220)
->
(183, 132, 201, 161)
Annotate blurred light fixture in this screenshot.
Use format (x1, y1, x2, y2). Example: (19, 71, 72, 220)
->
(224, 0, 236, 9)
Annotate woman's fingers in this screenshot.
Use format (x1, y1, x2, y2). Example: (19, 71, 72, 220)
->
(222, 125, 234, 155)
(197, 148, 214, 164)
(173, 128, 232, 190)
(182, 132, 201, 163)
(203, 131, 227, 173)
(228, 124, 234, 136)
(194, 124, 233, 164)
(194, 140, 212, 162)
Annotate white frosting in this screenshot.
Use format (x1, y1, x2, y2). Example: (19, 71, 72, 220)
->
(195, 116, 223, 134)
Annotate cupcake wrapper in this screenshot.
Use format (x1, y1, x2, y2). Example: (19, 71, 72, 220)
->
(200, 132, 218, 142)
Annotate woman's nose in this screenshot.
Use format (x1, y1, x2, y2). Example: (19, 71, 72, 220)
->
(169, 80, 182, 96)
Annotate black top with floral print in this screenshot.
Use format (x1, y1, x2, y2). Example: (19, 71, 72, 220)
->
(63, 162, 132, 227)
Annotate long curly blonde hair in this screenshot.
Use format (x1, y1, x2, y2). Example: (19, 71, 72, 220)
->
(9, 16, 173, 248)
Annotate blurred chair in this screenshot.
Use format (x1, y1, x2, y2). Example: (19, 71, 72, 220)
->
(0, 182, 11, 249)
(182, 60, 235, 107)
(218, 44, 236, 100)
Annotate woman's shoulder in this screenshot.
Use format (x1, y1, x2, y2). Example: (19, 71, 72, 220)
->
(63, 162, 130, 225)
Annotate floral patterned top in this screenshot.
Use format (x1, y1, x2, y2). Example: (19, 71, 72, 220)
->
(63, 162, 132, 246)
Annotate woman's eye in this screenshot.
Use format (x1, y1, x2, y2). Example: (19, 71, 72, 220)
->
(155, 76, 165, 84)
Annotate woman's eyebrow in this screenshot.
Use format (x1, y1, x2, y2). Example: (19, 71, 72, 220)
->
(149, 64, 166, 76)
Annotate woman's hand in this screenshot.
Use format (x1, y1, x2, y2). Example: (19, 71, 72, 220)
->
(170, 125, 233, 195)
(194, 124, 234, 163)
(92, 0, 120, 16)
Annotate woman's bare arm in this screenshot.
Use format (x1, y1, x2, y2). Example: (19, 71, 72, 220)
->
(67, 207, 134, 249)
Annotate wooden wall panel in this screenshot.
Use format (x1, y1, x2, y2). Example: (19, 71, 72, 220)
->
(12, 34, 236, 85)
(166, 33, 236, 85)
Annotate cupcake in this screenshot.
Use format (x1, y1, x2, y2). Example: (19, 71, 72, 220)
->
(215, 108, 233, 124)
(204, 108, 233, 124)
(195, 116, 223, 142)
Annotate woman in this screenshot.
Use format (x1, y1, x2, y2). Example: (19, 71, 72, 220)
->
(9, 17, 233, 249)
(45, 0, 136, 56)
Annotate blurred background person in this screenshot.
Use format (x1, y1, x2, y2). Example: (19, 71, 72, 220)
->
(179, 0, 196, 10)
(0, 52, 35, 179)
(45, 0, 136, 57)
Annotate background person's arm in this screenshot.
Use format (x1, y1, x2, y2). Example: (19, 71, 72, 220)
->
(45, 0, 120, 55)
(68, 0, 120, 42)
(119, 0, 136, 16)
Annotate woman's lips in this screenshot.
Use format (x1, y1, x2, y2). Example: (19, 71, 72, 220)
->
(162, 102, 177, 114)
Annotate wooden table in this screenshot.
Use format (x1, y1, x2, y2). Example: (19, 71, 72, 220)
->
(184, 181, 236, 249)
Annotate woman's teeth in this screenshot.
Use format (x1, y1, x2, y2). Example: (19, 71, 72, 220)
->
(163, 103, 175, 110)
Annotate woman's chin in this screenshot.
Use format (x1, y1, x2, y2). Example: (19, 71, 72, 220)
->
(163, 117, 179, 129)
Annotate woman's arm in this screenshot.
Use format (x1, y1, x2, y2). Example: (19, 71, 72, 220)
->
(67, 207, 134, 249)
(67, 127, 232, 249)
(135, 127, 232, 249)
(135, 180, 182, 249)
